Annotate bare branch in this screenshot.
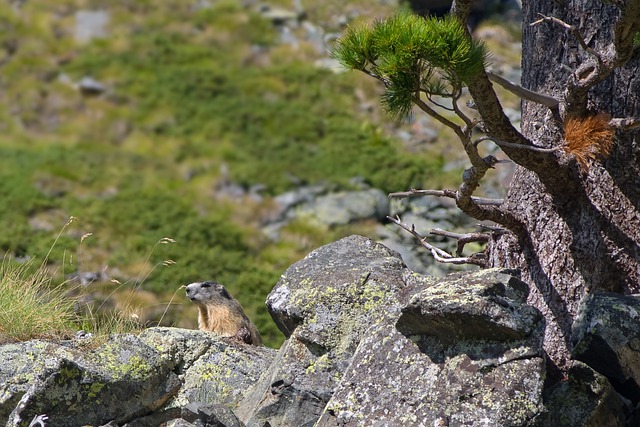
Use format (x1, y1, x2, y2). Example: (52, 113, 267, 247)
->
(388, 188, 504, 206)
(487, 71, 560, 110)
(474, 135, 562, 153)
(609, 117, 640, 131)
(430, 228, 490, 256)
(387, 215, 486, 266)
(412, 95, 464, 140)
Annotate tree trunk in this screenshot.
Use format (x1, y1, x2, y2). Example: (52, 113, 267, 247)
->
(487, 0, 640, 369)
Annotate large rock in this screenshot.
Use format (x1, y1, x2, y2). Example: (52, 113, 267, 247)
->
(534, 361, 631, 427)
(0, 328, 275, 427)
(238, 236, 559, 426)
(572, 292, 640, 402)
(397, 268, 541, 343)
(318, 269, 547, 426)
(237, 235, 416, 426)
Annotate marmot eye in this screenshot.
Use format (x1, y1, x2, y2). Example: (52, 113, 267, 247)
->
(201, 282, 212, 288)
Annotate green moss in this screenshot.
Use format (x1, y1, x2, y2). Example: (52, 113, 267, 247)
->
(86, 381, 105, 399)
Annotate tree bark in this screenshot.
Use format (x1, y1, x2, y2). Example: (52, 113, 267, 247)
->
(487, 0, 640, 369)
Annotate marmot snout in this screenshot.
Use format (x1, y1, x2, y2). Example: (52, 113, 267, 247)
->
(186, 281, 262, 345)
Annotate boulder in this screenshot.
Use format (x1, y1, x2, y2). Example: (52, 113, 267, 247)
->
(237, 235, 416, 426)
(295, 189, 390, 226)
(0, 328, 275, 427)
(572, 292, 640, 402)
(318, 269, 547, 426)
(238, 237, 554, 426)
(397, 268, 541, 343)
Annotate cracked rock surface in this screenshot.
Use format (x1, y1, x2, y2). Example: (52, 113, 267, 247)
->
(2, 235, 637, 426)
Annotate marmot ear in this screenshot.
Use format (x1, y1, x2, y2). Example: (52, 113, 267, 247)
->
(217, 284, 232, 299)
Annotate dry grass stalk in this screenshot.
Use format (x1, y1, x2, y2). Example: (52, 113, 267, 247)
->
(564, 112, 615, 170)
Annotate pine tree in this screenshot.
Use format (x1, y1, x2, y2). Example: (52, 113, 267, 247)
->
(332, 0, 640, 369)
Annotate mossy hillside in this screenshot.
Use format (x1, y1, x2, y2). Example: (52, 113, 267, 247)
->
(0, 0, 454, 347)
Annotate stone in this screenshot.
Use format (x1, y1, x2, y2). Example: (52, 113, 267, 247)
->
(317, 268, 546, 426)
(317, 324, 546, 426)
(295, 189, 390, 226)
(572, 292, 640, 402)
(237, 235, 416, 426)
(0, 328, 275, 427)
(397, 269, 541, 343)
(78, 76, 106, 96)
(534, 361, 631, 427)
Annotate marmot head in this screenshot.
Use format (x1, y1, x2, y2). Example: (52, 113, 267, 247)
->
(186, 281, 233, 306)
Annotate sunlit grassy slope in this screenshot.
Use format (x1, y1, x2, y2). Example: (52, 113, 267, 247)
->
(0, 0, 520, 347)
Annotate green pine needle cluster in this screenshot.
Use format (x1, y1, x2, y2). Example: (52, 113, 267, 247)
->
(332, 13, 488, 120)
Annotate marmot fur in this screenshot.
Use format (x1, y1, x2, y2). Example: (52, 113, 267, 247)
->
(185, 281, 262, 345)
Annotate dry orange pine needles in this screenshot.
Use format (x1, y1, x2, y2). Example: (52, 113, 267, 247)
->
(564, 112, 615, 170)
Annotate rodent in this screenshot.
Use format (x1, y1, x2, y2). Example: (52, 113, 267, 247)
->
(185, 281, 262, 345)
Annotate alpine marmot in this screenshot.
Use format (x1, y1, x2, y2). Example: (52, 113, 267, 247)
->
(185, 281, 262, 345)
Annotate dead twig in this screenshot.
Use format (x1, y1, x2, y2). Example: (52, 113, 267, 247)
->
(387, 216, 487, 267)
(430, 228, 490, 256)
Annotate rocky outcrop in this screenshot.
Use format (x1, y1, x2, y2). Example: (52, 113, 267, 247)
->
(0, 328, 275, 427)
(2, 236, 639, 426)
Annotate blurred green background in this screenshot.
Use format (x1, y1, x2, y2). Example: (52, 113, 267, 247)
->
(0, 0, 520, 347)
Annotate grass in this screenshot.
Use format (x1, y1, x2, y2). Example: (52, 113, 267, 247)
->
(0, 259, 78, 343)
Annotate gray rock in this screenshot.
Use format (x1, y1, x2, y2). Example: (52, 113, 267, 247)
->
(534, 361, 630, 427)
(237, 235, 416, 426)
(257, 5, 300, 26)
(131, 402, 243, 427)
(5, 334, 180, 427)
(317, 324, 546, 426)
(75, 10, 110, 43)
(397, 269, 541, 343)
(572, 292, 640, 401)
(318, 268, 547, 426)
(296, 189, 390, 226)
(139, 328, 275, 408)
(78, 76, 106, 96)
(1, 328, 275, 427)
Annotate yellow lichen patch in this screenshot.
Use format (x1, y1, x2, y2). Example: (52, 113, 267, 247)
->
(564, 112, 615, 170)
